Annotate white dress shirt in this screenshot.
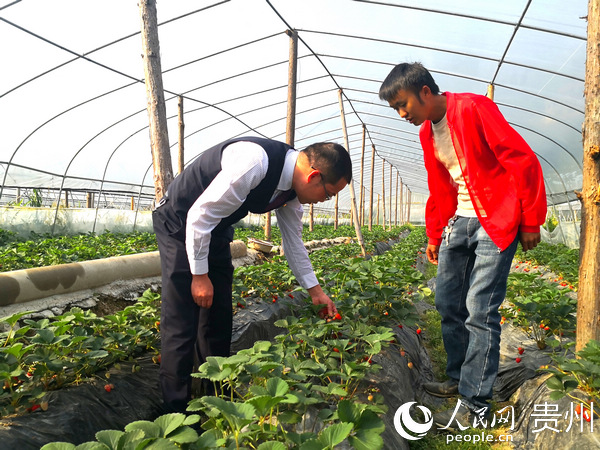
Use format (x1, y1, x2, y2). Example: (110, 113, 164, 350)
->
(185, 141, 319, 289)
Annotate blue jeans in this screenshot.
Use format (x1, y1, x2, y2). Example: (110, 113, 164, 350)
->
(436, 216, 517, 409)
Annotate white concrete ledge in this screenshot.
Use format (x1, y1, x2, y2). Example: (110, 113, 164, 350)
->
(0, 240, 250, 308)
(0, 251, 162, 307)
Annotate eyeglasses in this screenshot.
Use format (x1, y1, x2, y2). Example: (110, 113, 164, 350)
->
(311, 166, 332, 200)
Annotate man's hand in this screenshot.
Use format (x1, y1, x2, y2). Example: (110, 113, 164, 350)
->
(191, 274, 214, 308)
(426, 244, 440, 265)
(307, 285, 338, 318)
(519, 231, 541, 252)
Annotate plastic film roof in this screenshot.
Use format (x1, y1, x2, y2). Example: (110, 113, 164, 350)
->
(0, 0, 588, 214)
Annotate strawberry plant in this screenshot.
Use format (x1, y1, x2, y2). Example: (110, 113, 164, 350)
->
(514, 241, 579, 288)
(187, 303, 391, 448)
(545, 339, 600, 418)
(30, 225, 425, 448)
(0, 231, 159, 272)
(500, 272, 576, 349)
(0, 290, 161, 416)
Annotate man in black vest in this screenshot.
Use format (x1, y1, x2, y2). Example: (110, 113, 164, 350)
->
(152, 136, 352, 413)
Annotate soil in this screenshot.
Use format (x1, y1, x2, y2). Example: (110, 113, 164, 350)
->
(90, 294, 142, 317)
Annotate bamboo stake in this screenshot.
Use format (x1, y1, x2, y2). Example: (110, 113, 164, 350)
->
(338, 89, 366, 256)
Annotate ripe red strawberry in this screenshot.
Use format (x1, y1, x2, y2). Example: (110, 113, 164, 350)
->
(516, 357, 522, 363)
(334, 313, 342, 321)
(104, 383, 114, 393)
(333, 348, 340, 353)
(518, 347, 524, 355)
(416, 328, 422, 335)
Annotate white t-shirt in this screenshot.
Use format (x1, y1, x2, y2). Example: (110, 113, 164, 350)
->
(432, 114, 478, 218)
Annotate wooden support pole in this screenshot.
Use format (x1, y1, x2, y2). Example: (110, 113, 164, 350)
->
(486, 84, 495, 101)
(389, 164, 393, 230)
(381, 161, 386, 229)
(131, 196, 135, 210)
(576, 0, 600, 352)
(377, 194, 380, 226)
(359, 124, 366, 225)
(369, 145, 375, 231)
(177, 95, 185, 175)
(395, 172, 399, 226)
(338, 89, 366, 256)
(334, 195, 339, 230)
(285, 30, 298, 148)
(267, 28, 298, 241)
(407, 190, 412, 223)
(361, 185, 366, 226)
(139, 0, 173, 202)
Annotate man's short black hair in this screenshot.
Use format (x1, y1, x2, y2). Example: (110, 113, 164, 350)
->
(302, 142, 352, 185)
(379, 62, 440, 102)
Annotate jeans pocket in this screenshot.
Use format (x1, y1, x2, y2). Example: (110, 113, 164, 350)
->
(474, 224, 502, 255)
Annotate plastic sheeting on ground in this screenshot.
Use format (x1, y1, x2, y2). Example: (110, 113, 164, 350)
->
(0, 356, 163, 449)
(0, 237, 591, 449)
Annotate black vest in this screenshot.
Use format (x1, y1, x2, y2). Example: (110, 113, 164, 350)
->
(166, 136, 295, 234)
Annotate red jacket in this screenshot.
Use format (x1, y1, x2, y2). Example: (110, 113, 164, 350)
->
(420, 92, 547, 251)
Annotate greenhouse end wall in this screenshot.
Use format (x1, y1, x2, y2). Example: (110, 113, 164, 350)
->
(0, 207, 154, 236)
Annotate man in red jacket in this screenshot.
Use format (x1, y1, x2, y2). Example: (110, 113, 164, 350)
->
(379, 62, 547, 429)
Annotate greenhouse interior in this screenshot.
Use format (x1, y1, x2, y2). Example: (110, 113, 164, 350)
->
(0, 0, 599, 449)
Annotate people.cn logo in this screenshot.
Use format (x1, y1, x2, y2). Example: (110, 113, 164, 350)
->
(393, 402, 434, 440)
